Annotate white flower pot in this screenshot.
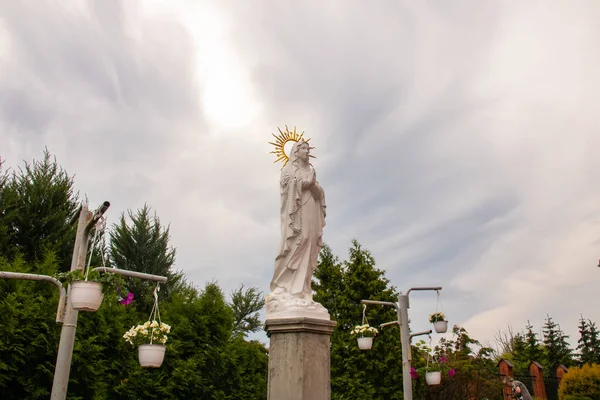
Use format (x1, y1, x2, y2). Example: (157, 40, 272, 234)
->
(425, 371, 442, 385)
(138, 344, 166, 368)
(357, 337, 373, 350)
(71, 281, 104, 311)
(433, 320, 448, 333)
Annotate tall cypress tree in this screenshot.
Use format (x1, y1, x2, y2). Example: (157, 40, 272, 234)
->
(313, 240, 402, 400)
(312, 244, 344, 319)
(109, 204, 184, 312)
(0, 149, 79, 270)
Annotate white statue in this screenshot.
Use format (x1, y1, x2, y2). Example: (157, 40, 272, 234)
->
(266, 140, 329, 319)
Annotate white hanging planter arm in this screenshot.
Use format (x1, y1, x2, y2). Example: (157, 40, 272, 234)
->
(405, 287, 442, 297)
(361, 299, 398, 308)
(361, 299, 400, 327)
(92, 267, 167, 283)
(409, 330, 432, 340)
(380, 321, 399, 328)
(0, 271, 67, 323)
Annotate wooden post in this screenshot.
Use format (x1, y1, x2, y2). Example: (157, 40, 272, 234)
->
(529, 361, 547, 400)
(498, 359, 514, 400)
(556, 365, 568, 380)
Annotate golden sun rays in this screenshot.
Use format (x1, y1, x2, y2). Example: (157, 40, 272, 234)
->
(269, 125, 313, 167)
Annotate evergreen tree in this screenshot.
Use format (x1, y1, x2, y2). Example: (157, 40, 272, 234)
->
(114, 281, 268, 399)
(0, 151, 270, 399)
(0, 149, 79, 269)
(311, 244, 344, 318)
(588, 320, 600, 364)
(229, 284, 265, 337)
(0, 254, 63, 399)
(109, 204, 184, 311)
(523, 321, 544, 365)
(0, 158, 11, 253)
(509, 333, 528, 370)
(577, 316, 592, 365)
(313, 240, 402, 399)
(542, 315, 573, 374)
(576, 315, 600, 366)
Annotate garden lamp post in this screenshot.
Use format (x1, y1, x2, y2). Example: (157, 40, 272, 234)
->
(361, 286, 442, 400)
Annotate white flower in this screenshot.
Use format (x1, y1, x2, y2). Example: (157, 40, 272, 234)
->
(350, 324, 378, 337)
(123, 321, 171, 346)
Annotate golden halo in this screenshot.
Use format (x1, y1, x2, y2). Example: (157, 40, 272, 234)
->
(269, 125, 313, 167)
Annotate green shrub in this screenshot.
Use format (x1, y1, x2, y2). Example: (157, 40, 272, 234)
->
(564, 395, 593, 400)
(558, 364, 600, 400)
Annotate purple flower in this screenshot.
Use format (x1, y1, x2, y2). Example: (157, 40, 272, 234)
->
(120, 292, 134, 306)
(448, 368, 456, 377)
(439, 357, 448, 363)
(410, 367, 419, 379)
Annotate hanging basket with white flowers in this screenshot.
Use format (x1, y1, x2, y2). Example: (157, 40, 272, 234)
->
(350, 305, 379, 350)
(122, 284, 171, 368)
(350, 324, 379, 350)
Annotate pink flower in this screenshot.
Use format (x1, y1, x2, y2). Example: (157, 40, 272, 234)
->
(410, 367, 419, 379)
(448, 369, 456, 377)
(120, 292, 134, 306)
(439, 357, 448, 363)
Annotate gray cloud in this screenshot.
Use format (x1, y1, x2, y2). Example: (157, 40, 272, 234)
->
(1, 0, 600, 349)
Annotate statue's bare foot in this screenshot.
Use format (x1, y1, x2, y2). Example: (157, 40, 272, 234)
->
(273, 287, 286, 295)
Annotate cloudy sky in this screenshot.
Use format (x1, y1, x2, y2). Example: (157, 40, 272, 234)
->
(2, 0, 600, 351)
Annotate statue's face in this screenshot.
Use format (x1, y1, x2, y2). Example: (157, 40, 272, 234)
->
(297, 142, 310, 162)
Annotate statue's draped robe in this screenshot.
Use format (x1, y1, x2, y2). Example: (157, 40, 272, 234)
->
(270, 147, 326, 297)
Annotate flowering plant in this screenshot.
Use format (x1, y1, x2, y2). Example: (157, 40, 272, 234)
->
(123, 320, 171, 346)
(429, 312, 446, 323)
(415, 340, 455, 376)
(56, 269, 127, 295)
(416, 340, 443, 372)
(350, 324, 379, 338)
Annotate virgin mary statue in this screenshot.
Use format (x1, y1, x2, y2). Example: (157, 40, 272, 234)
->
(267, 140, 327, 316)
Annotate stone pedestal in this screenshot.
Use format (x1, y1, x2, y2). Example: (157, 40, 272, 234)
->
(265, 317, 337, 400)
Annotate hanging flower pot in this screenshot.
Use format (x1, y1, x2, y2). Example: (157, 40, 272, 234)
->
(433, 320, 448, 334)
(357, 337, 373, 350)
(416, 339, 452, 386)
(123, 320, 171, 367)
(123, 286, 170, 367)
(71, 281, 104, 311)
(425, 371, 442, 385)
(138, 344, 166, 368)
(350, 323, 378, 351)
(56, 268, 126, 312)
(429, 312, 448, 333)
